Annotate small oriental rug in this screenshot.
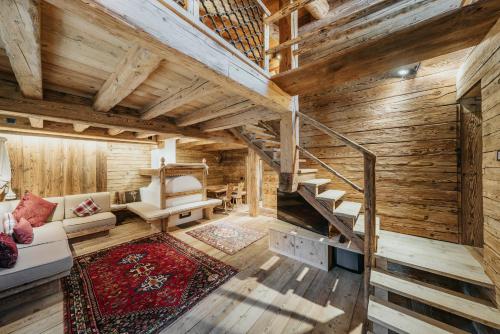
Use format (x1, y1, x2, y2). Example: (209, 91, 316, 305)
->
(186, 221, 267, 255)
(63, 233, 237, 334)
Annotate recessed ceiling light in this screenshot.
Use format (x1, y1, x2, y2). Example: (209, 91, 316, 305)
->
(397, 69, 410, 76)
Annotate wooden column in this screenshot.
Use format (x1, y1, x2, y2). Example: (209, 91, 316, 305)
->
(246, 148, 260, 217)
(279, 0, 299, 192)
(460, 97, 483, 246)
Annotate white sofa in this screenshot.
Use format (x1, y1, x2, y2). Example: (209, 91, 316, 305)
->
(0, 192, 116, 295)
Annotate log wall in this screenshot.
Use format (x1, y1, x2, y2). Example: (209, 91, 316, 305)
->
(299, 51, 467, 243)
(2, 133, 248, 201)
(456, 20, 500, 305)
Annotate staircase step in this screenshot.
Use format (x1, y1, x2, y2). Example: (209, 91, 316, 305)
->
(299, 178, 330, 186)
(333, 201, 361, 220)
(317, 189, 345, 202)
(375, 231, 494, 288)
(353, 214, 381, 236)
(370, 269, 500, 329)
(299, 158, 307, 163)
(368, 297, 468, 334)
(298, 168, 317, 174)
(246, 132, 275, 140)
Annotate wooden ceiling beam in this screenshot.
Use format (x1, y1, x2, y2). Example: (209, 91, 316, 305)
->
(73, 123, 90, 132)
(141, 78, 220, 120)
(201, 107, 281, 132)
(134, 132, 156, 139)
(0, 93, 241, 144)
(45, 0, 292, 115)
(304, 0, 329, 20)
(0, 0, 43, 99)
(267, 0, 395, 55)
(107, 128, 125, 136)
(265, 0, 320, 24)
(176, 98, 257, 127)
(272, 0, 500, 95)
(29, 117, 44, 129)
(93, 45, 162, 112)
(0, 116, 155, 144)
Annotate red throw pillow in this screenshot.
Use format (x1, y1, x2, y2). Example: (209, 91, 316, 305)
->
(0, 233, 18, 268)
(73, 198, 101, 217)
(13, 217, 34, 244)
(12, 192, 58, 227)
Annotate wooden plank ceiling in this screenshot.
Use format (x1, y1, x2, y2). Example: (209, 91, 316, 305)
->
(0, 0, 291, 150)
(271, 0, 500, 95)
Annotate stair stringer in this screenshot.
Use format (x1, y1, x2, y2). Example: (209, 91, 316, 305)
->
(230, 128, 280, 173)
(298, 186, 364, 253)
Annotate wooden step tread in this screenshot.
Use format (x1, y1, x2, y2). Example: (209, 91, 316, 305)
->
(299, 178, 330, 186)
(368, 297, 468, 334)
(375, 231, 494, 288)
(370, 270, 500, 329)
(353, 214, 380, 236)
(245, 132, 275, 139)
(298, 158, 306, 163)
(333, 201, 361, 219)
(298, 168, 318, 174)
(263, 147, 280, 152)
(316, 189, 345, 201)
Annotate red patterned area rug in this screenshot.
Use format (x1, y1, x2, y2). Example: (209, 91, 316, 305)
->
(186, 221, 267, 255)
(63, 233, 237, 334)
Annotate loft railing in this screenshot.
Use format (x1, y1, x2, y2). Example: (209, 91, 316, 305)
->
(166, 0, 271, 70)
(296, 111, 377, 318)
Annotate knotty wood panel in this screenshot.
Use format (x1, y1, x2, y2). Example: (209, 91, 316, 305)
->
(176, 149, 247, 187)
(299, 51, 466, 243)
(2, 133, 154, 198)
(457, 19, 499, 305)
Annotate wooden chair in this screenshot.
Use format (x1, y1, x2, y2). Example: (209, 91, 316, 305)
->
(219, 184, 235, 214)
(232, 182, 245, 207)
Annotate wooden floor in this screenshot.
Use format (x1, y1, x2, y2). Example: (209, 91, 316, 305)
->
(0, 208, 364, 334)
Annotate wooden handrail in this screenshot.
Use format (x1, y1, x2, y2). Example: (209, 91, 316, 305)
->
(297, 111, 376, 158)
(297, 145, 363, 192)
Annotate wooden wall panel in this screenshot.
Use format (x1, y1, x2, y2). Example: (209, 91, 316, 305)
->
(299, 51, 467, 243)
(2, 133, 154, 198)
(176, 149, 247, 187)
(457, 19, 499, 305)
(105, 142, 154, 194)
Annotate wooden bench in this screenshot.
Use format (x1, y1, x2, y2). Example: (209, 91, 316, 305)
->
(126, 199, 222, 231)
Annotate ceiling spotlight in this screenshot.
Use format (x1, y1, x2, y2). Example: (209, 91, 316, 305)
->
(397, 69, 410, 76)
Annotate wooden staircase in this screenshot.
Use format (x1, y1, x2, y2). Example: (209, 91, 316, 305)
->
(231, 117, 499, 333)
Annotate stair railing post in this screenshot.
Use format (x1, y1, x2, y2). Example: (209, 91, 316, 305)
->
(363, 153, 376, 322)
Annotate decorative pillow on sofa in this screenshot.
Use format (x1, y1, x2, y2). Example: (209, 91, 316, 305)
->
(12, 192, 58, 228)
(13, 217, 34, 244)
(0, 232, 18, 268)
(3, 213, 16, 236)
(73, 198, 101, 217)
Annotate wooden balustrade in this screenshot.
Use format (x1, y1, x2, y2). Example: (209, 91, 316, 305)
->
(297, 111, 377, 322)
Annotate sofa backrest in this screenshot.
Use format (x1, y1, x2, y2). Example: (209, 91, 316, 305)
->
(46, 197, 65, 221)
(0, 196, 65, 222)
(64, 192, 111, 219)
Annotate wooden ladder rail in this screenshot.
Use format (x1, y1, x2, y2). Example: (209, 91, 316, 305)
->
(297, 111, 377, 322)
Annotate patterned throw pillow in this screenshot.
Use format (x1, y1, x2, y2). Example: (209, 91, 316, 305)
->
(13, 217, 34, 244)
(12, 192, 57, 227)
(0, 233, 18, 268)
(73, 198, 101, 217)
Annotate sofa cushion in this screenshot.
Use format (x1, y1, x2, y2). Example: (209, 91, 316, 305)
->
(13, 218, 33, 244)
(16, 221, 67, 250)
(65, 192, 110, 219)
(12, 192, 57, 227)
(127, 199, 222, 221)
(45, 197, 65, 222)
(0, 233, 17, 268)
(0, 239, 72, 291)
(63, 212, 116, 234)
